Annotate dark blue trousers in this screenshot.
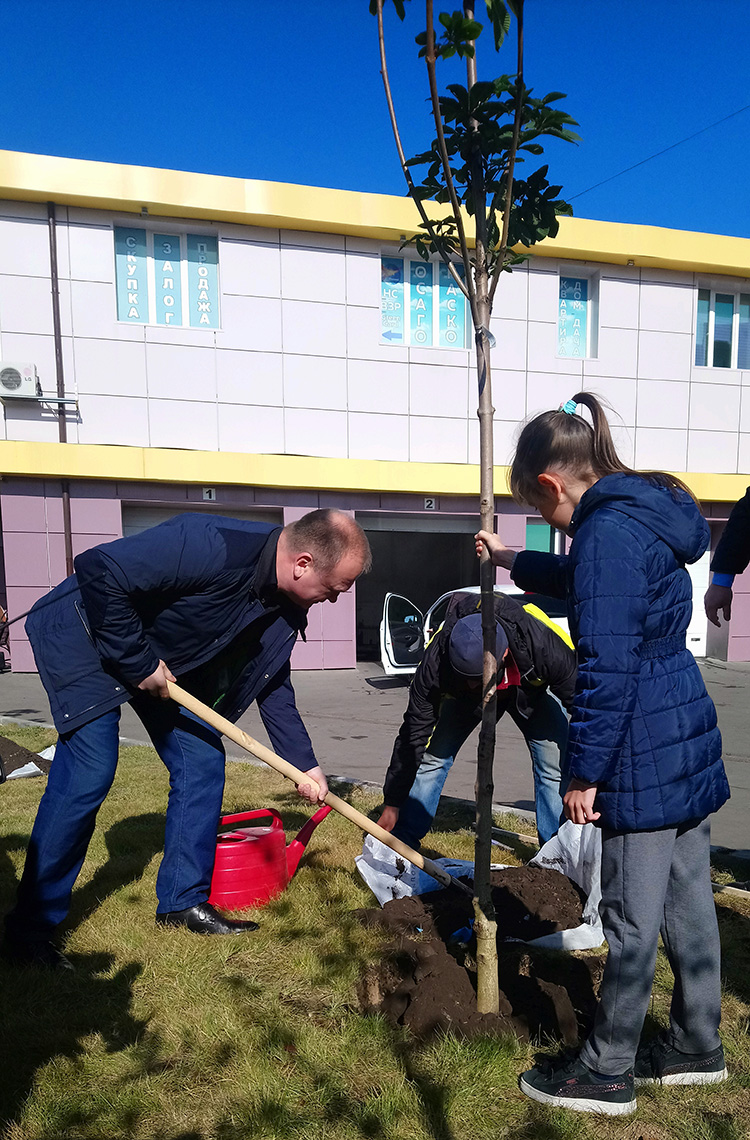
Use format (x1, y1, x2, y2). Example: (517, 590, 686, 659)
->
(5, 695, 226, 942)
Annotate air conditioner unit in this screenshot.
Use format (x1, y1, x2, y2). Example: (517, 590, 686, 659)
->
(0, 363, 39, 400)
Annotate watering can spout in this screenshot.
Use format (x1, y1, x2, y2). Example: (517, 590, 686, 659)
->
(286, 804, 333, 878)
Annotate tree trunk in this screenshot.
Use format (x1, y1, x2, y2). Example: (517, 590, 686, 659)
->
(473, 282, 500, 1014)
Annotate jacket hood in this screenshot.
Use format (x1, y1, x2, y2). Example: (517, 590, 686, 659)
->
(570, 472, 709, 565)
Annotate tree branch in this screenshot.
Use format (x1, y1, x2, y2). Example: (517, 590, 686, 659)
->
(424, 0, 479, 323)
(488, 0, 524, 308)
(376, 0, 470, 301)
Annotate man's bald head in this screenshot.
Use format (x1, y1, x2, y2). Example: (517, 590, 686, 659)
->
(276, 509, 371, 608)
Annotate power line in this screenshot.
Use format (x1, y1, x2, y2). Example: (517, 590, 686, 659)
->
(568, 103, 750, 202)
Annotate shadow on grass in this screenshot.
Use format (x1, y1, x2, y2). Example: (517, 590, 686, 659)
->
(717, 902, 750, 1006)
(0, 813, 164, 1134)
(65, 812, 165, 932)
(0, 950, 150, 1130)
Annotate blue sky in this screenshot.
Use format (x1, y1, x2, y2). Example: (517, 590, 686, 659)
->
(2, 0, 750, 238)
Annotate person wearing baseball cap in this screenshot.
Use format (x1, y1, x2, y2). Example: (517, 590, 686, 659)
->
(377, 592, 576, 849)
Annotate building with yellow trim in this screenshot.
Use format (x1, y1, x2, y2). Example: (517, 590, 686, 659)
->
(0, 149, 748, 669)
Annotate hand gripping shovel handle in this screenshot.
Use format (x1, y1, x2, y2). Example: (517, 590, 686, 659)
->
(167, 682, 472, 897)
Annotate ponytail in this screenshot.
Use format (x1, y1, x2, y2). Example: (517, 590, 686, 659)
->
(510, 391, 696, 505)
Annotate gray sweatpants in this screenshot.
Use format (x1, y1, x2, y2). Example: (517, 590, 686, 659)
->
(579, 817, 722, 1075)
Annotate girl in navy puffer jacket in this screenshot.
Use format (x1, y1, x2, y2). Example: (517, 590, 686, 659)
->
(478, 392, 730, 1117)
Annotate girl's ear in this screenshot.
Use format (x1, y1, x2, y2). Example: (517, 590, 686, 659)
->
(537, 472, 565, 500)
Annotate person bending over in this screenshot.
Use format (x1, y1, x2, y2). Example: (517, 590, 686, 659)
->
(4, 509, 370, 969)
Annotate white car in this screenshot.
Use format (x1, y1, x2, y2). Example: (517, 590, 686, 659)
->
(379, 585, 570, 676)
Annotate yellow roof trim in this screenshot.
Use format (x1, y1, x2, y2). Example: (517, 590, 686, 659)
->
(0, 440, 746, 503)
(2, 149, 750, 276)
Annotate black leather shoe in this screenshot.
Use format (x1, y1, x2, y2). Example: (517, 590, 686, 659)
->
(2, 938, 74, 970)
(155, 901, 259, 934)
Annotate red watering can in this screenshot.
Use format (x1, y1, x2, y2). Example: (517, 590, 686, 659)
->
(208, 805, 332, 910)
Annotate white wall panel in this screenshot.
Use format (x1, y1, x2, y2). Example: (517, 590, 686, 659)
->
(468, 416, 520, 466)
(217, 403, 284, 453)
(634, 427, 688, 470)
(0, 275, 57, 336)
(68, 225, 115, 283)
(74, 338, 148, 397)
(283, 353, 346, 410)
(216, 295, 282, 352)
(348, 358, 408, 414)
(281, 246, 346, 304)
(687, 430, 739, 474)
(689, 382, 740, 432)
(220, 239, 281, 297)
(493, 266, 528, 321)
(348, 411, 408, 460)
(285, 408, 347, 458)
(345, 251, 379, 308)
(409, 362, 470, 419)
(0, 217, 53, 278)
(409, 416, 468, 463)
(489, 317, 529, 372)
(527, 267, 559, 315)
(217, 349, 283, 407)
(599, 277, 640, 330)
(636, 379, 690, 429)
(149, 398, 219, 451)
(585, 325, 638, 378)
(637, 330, 692, 381)
(77, 394, 150, 446)
(639, 280, 693, 334)
(282, 299, 347, 357)
(146, 343, 217, 402)
(492, 369, 528, 422)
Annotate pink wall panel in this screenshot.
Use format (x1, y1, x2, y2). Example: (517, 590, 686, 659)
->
(3, 532, 51, 588)
(321, 589, 355, 640)
(322, 640, 356, 669)
(70, 496, 122, 535)
(7, 639, 36, 672)
(290, 638, 324, 670)
(0, 495, 47, 532)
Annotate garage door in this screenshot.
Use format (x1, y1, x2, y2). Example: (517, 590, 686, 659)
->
(122, 505, 282, 538)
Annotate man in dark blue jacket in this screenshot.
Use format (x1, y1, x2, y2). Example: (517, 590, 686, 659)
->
(4, 509, 370, 968)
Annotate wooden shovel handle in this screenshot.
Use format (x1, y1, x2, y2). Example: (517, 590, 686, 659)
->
(167, 681, 461, 893)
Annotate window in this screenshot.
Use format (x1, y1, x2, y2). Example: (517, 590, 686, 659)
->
(695, 288, 750, 369)
(380, 256, 467, 348)
(114, 228, 219, 328)
(557, 272, 598, 358)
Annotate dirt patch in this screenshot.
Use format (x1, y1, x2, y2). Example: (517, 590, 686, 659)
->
(0, 735, 49, 780)
(358, 866, 603, 1043)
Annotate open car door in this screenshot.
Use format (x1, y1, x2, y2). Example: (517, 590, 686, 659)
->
(379, 593, 425, 676)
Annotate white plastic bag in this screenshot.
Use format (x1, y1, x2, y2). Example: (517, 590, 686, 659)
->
(356, 834, 499, 906)
(527, 819, 604, 949)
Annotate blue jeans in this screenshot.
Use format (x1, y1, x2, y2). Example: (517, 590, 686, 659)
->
(392, 691, 568, 849)
(5, 695, 226, 942)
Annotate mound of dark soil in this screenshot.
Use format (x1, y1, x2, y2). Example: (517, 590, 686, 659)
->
(358, 865, 603, 1043)
(0, 735, 49, 780)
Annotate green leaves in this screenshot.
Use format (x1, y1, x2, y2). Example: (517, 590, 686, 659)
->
(415, 11, 482, 59)
(484, 0, 512, 50)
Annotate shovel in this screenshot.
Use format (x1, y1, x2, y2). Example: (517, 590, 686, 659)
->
(167, 681, 472, 897)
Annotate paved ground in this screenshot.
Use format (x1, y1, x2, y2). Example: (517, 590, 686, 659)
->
(1, 658, 749, 854)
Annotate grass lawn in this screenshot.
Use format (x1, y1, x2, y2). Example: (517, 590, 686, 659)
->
(0, 723, 749, 1140)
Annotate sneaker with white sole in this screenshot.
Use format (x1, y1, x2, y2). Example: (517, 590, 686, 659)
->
(519, 1052, 636, 1116)
(634, 1035, 727, 1087)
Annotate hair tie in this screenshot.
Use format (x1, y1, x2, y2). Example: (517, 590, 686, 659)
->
(558, 399, 577, 415)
